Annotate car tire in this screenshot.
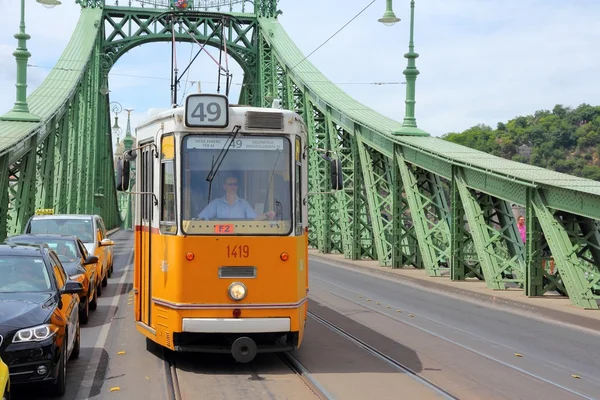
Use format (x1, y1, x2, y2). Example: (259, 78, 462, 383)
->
(108, 261, 113, 278)
(51, 339, 67, 395)
(89, 285, 98, 311)
(97, 282, 102, 297)
(80, 296, 89, 325)
(102, 270, 108, 288)
(70, 323, 80, 360)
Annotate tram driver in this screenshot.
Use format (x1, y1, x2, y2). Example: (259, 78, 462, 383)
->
(197, 174, 276, 221)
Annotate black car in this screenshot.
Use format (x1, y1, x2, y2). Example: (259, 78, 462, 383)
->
(6, 234, 99, 324)
(0, 243, 84, 395)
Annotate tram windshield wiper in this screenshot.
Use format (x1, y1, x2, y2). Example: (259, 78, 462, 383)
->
(205, 125, 241, 202)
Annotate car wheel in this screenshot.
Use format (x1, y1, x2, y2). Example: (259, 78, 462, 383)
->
(89, 285, 98, 311)
(70, 323, 81, 360)
(97, 282, 102, 297)
(51, 339, 67, 395)
(102, 271, 108, 288)
(80, 296, 89, 324)
(108, 261, 113, 278)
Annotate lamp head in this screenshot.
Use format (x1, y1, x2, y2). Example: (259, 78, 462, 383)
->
(378, 11, 400, 27)
(37, 0, 62, 9)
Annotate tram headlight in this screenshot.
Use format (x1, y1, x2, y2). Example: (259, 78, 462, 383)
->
(228, 282, 247, 301)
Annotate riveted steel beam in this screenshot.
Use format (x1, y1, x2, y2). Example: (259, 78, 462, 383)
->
(0, 154, 8, 242)
(454, 168, 504, 289)
(532, 189, 598, 309)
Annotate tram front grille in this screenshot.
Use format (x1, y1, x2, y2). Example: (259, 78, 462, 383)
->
(219, 266, 256, 279)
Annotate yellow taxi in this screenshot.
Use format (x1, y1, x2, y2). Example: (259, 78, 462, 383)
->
(24, 211, 114, 298)
(0, 337, 10, 400)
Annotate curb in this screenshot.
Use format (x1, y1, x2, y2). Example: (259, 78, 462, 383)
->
(107, 228, 121, 237)
(309, 252, 600, 333)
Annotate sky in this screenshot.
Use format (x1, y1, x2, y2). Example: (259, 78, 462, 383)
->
(1, 0, 599, 148)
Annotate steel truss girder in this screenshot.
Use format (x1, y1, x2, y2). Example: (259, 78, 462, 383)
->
(355, 135, 394, 265)
(304, 100, 329, 250)
(397, 150, 450, 276)
(102, 8, 258, 77)
(35, 122, 56, 210)
(454, 168, 505, 289)
(272, 52, 375, 259)
(327, 124, 357, 257)
(8, 138, 38, 236)
(0, 155, 9, 241)
(532, 190, 599, 308)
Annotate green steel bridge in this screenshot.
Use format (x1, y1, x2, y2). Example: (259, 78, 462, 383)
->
(0, 0, 599, 309)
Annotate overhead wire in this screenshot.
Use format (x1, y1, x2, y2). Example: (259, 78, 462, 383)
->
(27, 64, 403, 86)
(290, 0, 377, 71)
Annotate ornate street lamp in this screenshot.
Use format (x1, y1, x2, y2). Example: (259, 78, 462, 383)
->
(378, 0, 400, 26)
(0, 0, 62, 122)
(379, 0, 427, 135)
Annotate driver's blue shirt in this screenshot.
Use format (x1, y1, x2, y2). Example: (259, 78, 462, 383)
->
(197, 196, 257, 220)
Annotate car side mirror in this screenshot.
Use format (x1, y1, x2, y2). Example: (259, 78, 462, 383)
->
(100, 239, 115, 247)
(84, 255, 99, 265)
(62, 280, 84, 295)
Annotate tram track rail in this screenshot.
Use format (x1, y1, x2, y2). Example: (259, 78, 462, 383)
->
(162, 345, 333, 400)
(308, 310, 459, 400)
(164, 350, 182, 400)
(278, 351, 335, 400)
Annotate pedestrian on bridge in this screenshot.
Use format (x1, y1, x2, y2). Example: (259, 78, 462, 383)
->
(517, 215, 526, 243)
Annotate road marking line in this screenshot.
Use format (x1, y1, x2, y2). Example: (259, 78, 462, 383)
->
(75, 248, 134, 400)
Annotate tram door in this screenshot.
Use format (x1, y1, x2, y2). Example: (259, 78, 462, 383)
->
(139, 145, 154, 327)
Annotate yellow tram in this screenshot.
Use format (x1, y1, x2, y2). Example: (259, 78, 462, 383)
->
(117, 93, 340, 362)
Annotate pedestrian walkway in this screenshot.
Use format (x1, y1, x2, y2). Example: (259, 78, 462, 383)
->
(309, 249, 600, 333)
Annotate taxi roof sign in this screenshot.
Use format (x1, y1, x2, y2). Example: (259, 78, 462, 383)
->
(35, 208, 54, 215)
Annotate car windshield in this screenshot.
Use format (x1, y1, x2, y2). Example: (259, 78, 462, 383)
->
(0, 256, 52, 292)
(8, 237, 80, 264)
(29, 219, 94, 243)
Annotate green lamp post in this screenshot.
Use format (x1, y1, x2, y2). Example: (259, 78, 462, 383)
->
(379, 0, 427, 136)
(0, 0, 62, 122)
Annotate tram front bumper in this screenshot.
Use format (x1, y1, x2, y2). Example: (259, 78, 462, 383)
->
(173, 318, 298, 361)
(181, 317, 290, 333)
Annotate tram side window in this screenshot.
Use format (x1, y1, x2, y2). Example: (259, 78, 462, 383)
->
(141, 147, 154, 222)
(295, 136, 303, 236)
(160, 161, 176, 233)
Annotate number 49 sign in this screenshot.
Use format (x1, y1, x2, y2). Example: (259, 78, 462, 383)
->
(185, 94, 229, 128)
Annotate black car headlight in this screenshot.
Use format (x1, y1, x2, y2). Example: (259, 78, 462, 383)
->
(12, 324, 58, 343)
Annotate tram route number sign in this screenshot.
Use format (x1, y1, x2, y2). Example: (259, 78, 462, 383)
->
(185, 93, 229, 128)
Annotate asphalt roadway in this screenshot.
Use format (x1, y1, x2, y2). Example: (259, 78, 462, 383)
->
(309, 258, 600, 399)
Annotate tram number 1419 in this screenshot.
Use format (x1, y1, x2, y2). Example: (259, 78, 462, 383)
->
(227, 245, 249, 258)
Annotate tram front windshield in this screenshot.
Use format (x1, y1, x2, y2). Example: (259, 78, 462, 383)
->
(181, 134, 292, 235)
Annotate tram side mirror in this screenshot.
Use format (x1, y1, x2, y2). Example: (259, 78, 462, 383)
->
(123, 150, 137, 162)
(330, 159, 343, 190)
(319, 153, 343, 191)
(116, 158, 130, 191)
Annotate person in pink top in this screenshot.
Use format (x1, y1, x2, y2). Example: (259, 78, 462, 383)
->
(517, 215, 526, 243)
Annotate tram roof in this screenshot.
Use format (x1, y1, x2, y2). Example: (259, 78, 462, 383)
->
(135, 102, 305, 143)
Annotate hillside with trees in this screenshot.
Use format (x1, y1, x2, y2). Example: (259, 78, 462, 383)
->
(442, 104, 600, 181)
